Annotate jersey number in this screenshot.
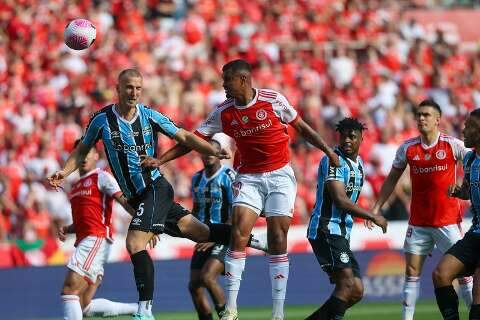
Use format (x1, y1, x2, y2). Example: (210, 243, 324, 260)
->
(136, 203, 145, 216)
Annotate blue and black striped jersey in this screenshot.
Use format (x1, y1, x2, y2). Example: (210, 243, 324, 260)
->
(191, 166, 236, 224)
(81, 104, 179, 199)
(463, 150, 480, 234)
(307, 148, 364, 240)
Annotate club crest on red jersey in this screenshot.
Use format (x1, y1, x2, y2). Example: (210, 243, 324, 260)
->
(436, 150, 446, 160)
(256, 109, 267, 120)
(83, 178, 93, 187)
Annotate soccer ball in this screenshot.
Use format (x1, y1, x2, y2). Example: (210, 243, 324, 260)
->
(64, 19, 96, 50)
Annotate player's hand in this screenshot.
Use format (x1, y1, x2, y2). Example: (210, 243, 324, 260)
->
(140, 155, 162, 169)
(215, 148, 231, 160)
(47, 170, 66, 191)
(195, 242, 215, 252)
(448, 184, 462, 197)
(327, 151, 341, 167)
(365, 208, 379, 230)
(372, 215, 388, 234)
(148, 235, 160, 249)
(57, 226, 67, 242)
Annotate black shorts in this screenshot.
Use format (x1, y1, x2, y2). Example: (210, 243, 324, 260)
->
(446, 231, 480, 276)
(190, 244, 227, 270)
(128, 176, 189, 235)
(309, 233, 361, 283)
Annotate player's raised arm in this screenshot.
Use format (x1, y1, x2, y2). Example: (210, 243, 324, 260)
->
(290, 119, 340, 167)
(48, 141, 91, 188)
(326, 180, 388, 233)
(173, 129, 229, 158)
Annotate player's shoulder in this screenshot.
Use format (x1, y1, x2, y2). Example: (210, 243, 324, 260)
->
(257, 88, 284, 103)
(464, 150, 476, 163)
(221, 166, 236, 181)
(98, 169, 114, 179)
(400, 136, 421, 149)
(215, 98, 235, 111)
(192, 170, 204, 180)
(439, 133, 464, 146)
(89, 104, 112, 121)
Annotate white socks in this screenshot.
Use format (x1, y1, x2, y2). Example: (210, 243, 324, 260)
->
(62, 295, 82, 320)
(83, 298, 138, 317)
(224, 249, 246, 311)
(402, 276, 420, 320)
(269, 254, 289, 320)
(458, 276, 473, 307)
(137, 300, 153, 316)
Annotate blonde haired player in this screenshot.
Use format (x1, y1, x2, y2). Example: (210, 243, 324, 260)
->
(370, 99, 472, 320)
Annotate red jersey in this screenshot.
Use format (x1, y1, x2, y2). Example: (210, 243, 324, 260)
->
(69, 169, 121, 245)
(392, 133, 467, 227)
(195, 89, 299, 173)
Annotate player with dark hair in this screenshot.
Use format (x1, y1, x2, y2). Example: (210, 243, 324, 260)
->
(48, 69, 266, 320)
(371, 99, 472, 320)
(305, 118, 387, 320)
(188, 139, 236, 320)
(59, 140, 139, 319)
(143, 59, 340, 320)
(433, 109, 480, 320)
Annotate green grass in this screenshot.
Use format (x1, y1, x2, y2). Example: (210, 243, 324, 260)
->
(75, 300, 469, 319)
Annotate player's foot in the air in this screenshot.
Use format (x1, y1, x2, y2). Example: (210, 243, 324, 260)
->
(132, 313, 155, 320)
(220, 308, 238, 320)
(249, 232, 268, 252)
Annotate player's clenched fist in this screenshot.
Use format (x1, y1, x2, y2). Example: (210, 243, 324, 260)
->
(140, 155, 162, 169)
(372, 215, 388, 234)
(48, 170, 66, 190)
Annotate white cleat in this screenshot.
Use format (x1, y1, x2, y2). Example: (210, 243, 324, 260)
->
(271, 317, 283, 320)
(220, 308, 239, 320)
(250, 232, 268, 252)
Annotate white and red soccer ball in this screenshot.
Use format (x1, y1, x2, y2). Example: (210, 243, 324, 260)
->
(64, 19, 96, 50)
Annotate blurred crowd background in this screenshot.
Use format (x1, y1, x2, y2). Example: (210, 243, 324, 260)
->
(1, 0, 479, 267)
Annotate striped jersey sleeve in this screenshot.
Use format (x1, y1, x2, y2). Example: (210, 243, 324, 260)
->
(144, 107, 179, 138)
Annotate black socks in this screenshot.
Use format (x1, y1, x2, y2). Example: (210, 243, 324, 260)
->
(435, 285, 459, 320)
(130, 250, 155, 301)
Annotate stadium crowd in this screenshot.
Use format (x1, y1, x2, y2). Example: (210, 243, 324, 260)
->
(0, 0, 478, 267)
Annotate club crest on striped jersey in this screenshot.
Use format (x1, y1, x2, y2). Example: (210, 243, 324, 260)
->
(256, 109, 267, 120)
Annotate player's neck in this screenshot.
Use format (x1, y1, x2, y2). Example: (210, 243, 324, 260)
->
(115, 102, 137, 121)
(205, 163, 221, 177)
(421, 130, 439, 146)
(235, 88, 255, 106)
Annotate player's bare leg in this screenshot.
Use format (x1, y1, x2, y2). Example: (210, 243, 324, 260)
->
(402, 253, 427, 320)
(189, 269, 213, 320)
(126, 230, 156, 318)
(221, 206, 258, 320)
(267, 216, 290, 320)
(176, 213, 267, 251)
(81, 275, 138, 317)
(61, 270, 89, 320)
(470, 267, 480, 320)
(201, 257, 226, 317)
(433, 254, 467, 320)
(305, 269, 360, 320)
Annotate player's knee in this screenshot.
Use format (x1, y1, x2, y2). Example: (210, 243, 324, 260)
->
(200, 272, 217, 288)
(61, 282, 82, 295)
(188, 279, 201, 293)
(337, 276, 355, 294)
(126, 238, 144, 255)
(432, 266, 453, 286)
(350, 283, 364, 305)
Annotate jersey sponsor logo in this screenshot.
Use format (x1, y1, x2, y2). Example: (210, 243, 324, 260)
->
(346, 182, 362, 192)
(469, 181, 480, 188)
(113, 142, 153, 153)
(70, 189, 92, 198)
(83, 179, 93, 187)
(256, 109, 267, 120)
(413, 155, 420, 161)
(232, 119, 273, 138)
(131, 218, 142, 225)
(241, 115, 249, 124)
(339, 252, 350, 263)
(412, 164, 448, 174)
(111, 131, 120, 138)
(232, 181, 242, 198)
(436, 150, 446, 160)
(152, 223, 164, 228)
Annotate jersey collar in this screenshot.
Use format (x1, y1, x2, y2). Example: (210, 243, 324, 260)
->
(79, 168, 100, 179)
(112, 104, 139, 124)
(420, 132, 440, 149)
(203, 165, 225, 182)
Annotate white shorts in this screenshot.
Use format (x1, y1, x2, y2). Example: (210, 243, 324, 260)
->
(403, 224, 463, 255)
(232, 164, 297, 217)
(67, 236, 110, 284)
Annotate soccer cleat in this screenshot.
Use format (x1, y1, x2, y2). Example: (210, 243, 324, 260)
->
(271, 317, 283, 320)
(220, 308, 238, 320)
(131, 313, 155, 320)
(249, 232, 268, 252)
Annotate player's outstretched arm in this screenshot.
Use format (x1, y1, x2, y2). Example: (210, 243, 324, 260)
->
(327, 180, 388, 233)
(291, 119, 340, 167)
(112, 192, 136, 216)
(47, 142, 91, 189)
(371, 167, 405, 214)
(173, 129, 230, 159)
